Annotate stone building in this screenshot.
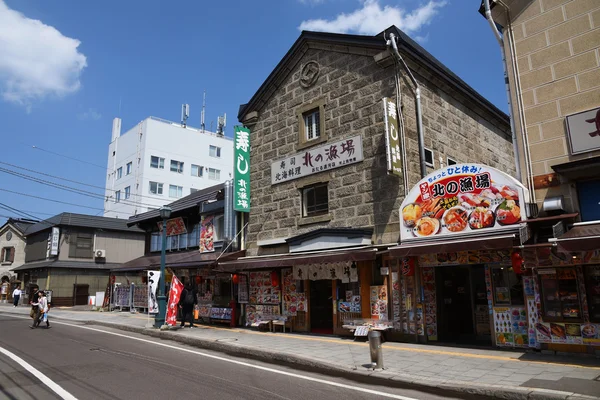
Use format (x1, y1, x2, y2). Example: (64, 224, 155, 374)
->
(219, 26, 515, 336)
(238, 26, 513, 253)
(482, 0, 600, 354)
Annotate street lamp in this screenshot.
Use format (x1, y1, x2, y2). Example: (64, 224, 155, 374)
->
(154, 205, 172, 328)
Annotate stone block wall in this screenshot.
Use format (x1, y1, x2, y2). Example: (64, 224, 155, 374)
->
(244, 43, 513, 256)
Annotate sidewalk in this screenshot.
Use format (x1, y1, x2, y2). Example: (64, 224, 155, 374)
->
(2, 304, 599, 400)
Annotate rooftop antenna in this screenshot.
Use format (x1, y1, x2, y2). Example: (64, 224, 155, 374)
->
(216, 113, 226, 136)
(181, 103, 190, 128)
(201, 91, 206, 132)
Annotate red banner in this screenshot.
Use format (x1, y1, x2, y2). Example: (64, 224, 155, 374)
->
(165, 275, 184, 326)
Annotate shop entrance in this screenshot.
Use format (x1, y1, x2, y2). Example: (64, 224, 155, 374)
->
(437, 265, 489, 344)
(310, 280, 333, 334)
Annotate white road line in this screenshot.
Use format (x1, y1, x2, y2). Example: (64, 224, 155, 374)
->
(1, 314, 419, 400)
(0, 345, 78, 400)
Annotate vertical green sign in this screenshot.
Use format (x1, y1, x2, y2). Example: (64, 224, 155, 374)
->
(233, 126, 251, 212)
(383, 97, 402, 177)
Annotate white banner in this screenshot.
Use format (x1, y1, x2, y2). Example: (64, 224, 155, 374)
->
(147, 270, 160, 314)
(50, 227, 60, 256)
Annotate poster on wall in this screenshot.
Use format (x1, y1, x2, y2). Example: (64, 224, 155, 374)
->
(238, 274, 248, 304)
(370, 286, 388, 320)
(157, 217, 187, 236)
(494, 307, 514, 347)
(400, 164, 528, 242)
(199, 215, 215, 253)
(282, 268, 306, 316)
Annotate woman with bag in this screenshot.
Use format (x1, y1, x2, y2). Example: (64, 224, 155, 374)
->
(37, 291, 50, 329)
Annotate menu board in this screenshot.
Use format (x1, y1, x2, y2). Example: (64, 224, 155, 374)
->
(400, 164, 527, 241)
(536, 322, 600, 345)
(210, 307, 232, 320)
(249, 271, 280, 305)
(238, 274, 248, 304)
(370, 286, 388, 320)
(493, 306, 528, 348)
(197, 305, 211, 318)
(246, 305, 280, 326)
(282, 268, 306, 316)
(422, 267, 437, 340)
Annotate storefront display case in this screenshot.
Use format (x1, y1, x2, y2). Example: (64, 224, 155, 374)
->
(584, 265, 600, 322)
(538, 268, 582, 322)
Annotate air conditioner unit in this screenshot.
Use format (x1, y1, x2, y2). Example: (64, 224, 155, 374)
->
(95, 249, 106, 258)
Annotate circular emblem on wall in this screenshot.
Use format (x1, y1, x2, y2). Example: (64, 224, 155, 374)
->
(300, 61, 320, 88)
(6, 231, 12, 241)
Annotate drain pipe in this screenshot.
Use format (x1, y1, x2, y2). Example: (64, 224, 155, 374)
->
(483, 0, 523, 184)
(387, 33, 427, 178)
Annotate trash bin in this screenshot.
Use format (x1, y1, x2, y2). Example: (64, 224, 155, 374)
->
(368, 330, 384, 369)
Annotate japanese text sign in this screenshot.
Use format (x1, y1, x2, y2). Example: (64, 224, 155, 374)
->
(383, 98, 402, 177)
(399, 164, 528, 241)
(234, 126, 251, 212)
(271, 135, 364, 184)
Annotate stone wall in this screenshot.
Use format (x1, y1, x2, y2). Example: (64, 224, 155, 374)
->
(244, 43, 513, 256)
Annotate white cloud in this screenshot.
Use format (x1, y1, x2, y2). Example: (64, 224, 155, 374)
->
(0, 1, 87, 109)
(78, 108, 101, 121)
(298, 0, 447, 36)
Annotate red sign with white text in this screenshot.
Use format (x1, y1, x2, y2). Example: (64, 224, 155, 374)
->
(165, 275, 184, 326)
(400, 164, 528, 241)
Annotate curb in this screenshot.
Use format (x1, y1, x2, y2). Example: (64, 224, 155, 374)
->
(1, 310, 598, 400)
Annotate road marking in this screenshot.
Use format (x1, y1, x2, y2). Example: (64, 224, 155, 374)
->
(1, 314, 418, 400)
(0, 345, 78, 400)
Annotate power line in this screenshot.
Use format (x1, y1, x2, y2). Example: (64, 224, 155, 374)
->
(0, 166, 159, 209)
(0, 202, 43, 221)
(0, 188, 104, 211)
(31, 145, 108, 170)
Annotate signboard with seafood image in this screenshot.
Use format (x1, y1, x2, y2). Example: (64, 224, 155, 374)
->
(400, 164, 528, 241)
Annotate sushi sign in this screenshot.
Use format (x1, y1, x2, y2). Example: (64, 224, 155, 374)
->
(400, 164, 528, 241)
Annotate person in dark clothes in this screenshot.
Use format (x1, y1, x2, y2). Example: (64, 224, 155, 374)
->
(178, 284, 197, 328)
(30, 288, 40, 329)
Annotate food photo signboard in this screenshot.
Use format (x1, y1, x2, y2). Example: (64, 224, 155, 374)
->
(400, 164, 528, 241)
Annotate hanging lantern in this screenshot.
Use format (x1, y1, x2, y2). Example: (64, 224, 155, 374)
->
(195, 275, 201, 285)
(232, 274, 240, 285)
(401, 257, 415, 276)
(511, 251, 524, 274)
(270, 271, 279, 288)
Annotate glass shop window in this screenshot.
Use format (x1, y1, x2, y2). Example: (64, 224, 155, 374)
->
(539, 268, 582, 322)
(585, 265, 600, 323)
(492, 266, 524, 306)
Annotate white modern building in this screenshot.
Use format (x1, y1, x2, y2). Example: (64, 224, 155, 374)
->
(104, 116, 234, 218)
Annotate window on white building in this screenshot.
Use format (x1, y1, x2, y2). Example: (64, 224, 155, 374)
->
(150, 156, 165, 169)
(209, 145, 221, 158)
(124, 186, 131, 199)
(126, 162, 132, 175)
(208, 168, 220, 180)
(191, 164, 203, 177)
(115, 190, 121, 203)
(190, 188, 199, 194)
(116, 167, 122, 179)
(169, 185, 183, 198)
(170, 160, 184, 173)
(149, 181, 163, 195)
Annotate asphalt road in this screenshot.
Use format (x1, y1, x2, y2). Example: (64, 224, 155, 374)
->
(0, 313, 473, 400)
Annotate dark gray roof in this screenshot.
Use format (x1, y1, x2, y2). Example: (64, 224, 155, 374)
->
(2, 218, 37, 235)
(25, 213, 144, 236)
(128, 183, 224, 226)
(11, 260, 119, 272)
(238, 26, 508, 126)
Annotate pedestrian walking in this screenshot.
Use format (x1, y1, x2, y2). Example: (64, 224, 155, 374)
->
(37, 291, 50, 329)
(12, 286, 21, 307)
(179, 284, 197, 328)
(30, 288, 40, 329)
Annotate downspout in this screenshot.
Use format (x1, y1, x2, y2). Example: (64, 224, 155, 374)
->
(483, 0, 523, 184)
(387, 33, 427, 178)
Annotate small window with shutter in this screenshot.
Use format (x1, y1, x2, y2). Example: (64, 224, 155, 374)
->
(1, 247, 15, 263)
(69, 233, 94, 259)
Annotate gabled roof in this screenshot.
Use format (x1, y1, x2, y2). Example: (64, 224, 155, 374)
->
(127, 183, 225, 226)
(24, 213, 144, 236)
(0, 218, 37, 237)
(238, 25, 508, 126)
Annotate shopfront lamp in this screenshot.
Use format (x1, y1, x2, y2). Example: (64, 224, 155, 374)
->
(159, 206, 172, 220)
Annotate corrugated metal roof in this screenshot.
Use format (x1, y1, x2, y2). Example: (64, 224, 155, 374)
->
(25, 213, 144, 236)
(127, 183, 224, 226)
(11, 260, 119, 271)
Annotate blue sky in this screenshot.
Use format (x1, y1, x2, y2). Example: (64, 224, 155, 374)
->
(0, 0, 506, 224)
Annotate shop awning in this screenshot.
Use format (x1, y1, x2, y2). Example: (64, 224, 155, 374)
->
(554, 222, 600, 252)
(113, 250, 245, 272)
(389, 234, 516, 258)
(217, 247, 378, 272)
